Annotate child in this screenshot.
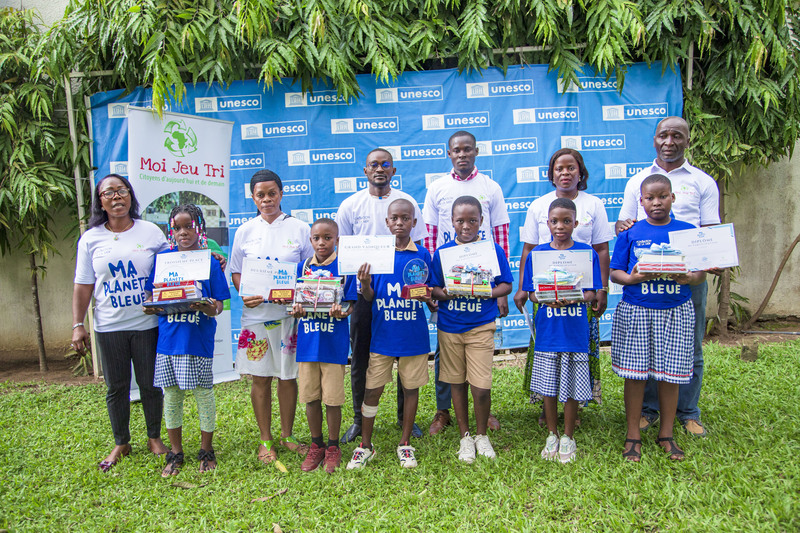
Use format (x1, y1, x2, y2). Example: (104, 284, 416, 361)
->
(291, 218, 356, 473)
(430, 196, 513, 463)
(610, 174, 705, 462)
(144, 204, 231, 476)
(347, 199, 432, 469)
(522, 198, 601, 463)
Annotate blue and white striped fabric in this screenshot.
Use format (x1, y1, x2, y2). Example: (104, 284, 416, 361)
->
(611, 299, 694, 384)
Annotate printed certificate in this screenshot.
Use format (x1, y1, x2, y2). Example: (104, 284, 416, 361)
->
(669, 223, 740, 271)
(438, 239, 502, 277)
(153, 249, 211, 283)
(530, 249, 594, 286)
(239, 257, 297, 297)
(337, 235, 396, 275)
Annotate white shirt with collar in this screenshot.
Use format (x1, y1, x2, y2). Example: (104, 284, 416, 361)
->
(229, 213, 314, 325)
(335, 188, 428, 242)
(618, 159, 720, 227)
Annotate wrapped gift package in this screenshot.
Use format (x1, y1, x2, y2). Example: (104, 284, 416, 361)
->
(533, 268, 585, 302)
(636, 243, 688, 274)
(445, 264, 493, 297)
(290, 275, 344, 312)
(145, 280, 211, 315)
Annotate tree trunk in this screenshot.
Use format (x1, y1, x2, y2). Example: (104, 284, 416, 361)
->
(714, 177, 730, 334)
(29, 253, 48, 372)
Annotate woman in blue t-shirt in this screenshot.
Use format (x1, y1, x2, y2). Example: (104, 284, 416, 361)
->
(610, 175, 706, 463)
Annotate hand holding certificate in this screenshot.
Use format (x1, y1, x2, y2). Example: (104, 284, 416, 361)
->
(337, 235, 396, 275)
(668, 223, 739, 271)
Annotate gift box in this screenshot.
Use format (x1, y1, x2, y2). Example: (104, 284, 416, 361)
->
(533, 268, 585, 302)
(445, 264, 493, 297)
(290, 275, 344, 312)
(636, 243, 688, 274)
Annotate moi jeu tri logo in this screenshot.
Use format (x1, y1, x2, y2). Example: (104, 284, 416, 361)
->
(163, 120, 198, 157)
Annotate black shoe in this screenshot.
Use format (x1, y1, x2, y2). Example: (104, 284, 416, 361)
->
(341, 423, 362, 444)
(397, 420, 423, 439)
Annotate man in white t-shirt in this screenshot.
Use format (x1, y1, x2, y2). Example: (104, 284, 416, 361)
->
(336, 148, 428, 443)
(422, 130, 511, 435)
(616, 116, 720, 438)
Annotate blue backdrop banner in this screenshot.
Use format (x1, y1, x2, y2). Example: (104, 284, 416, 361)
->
(88, 63, 683, 354)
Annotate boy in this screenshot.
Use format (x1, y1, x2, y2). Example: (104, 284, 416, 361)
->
(347, 199, 432, 469)
(292, 218, 357, 473)
(430, 196, 513, 463)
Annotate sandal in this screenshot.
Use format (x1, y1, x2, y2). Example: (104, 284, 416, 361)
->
(280, 435, 309, 457)
(161, 451, 184, 477)
(258, 440, 278, 464)
(622, 438, 642, 462)
(656, 436, 685, 461)
(198, 449, 217, 473)
(98, 444, 131, 473)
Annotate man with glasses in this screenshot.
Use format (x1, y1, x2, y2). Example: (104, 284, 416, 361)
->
(336, 148, 428, 443)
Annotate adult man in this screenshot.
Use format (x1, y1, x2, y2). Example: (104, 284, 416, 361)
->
(422, 130, 511, 435)
(336, 148, 428, 443)
(616, 116, 720, 437)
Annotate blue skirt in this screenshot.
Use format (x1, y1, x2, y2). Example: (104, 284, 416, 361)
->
(154, 353, 213, 390)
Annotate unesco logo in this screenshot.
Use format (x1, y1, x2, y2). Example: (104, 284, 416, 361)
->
(466, 80, 533, 98)
(287, 148, 356, 166)
(562, 135, 626, 151)
(110, 161, 129, 175)
(557, 76, 619, 93)
(516, 167, 544, 183)
(195, 95, 261, 113)
(421, 112, 490, 130)
(331, 117, 399, 134)
(241, 121, 307, 139)
(513, 107, 579, 124)
(107, 103, 129, 118)
(230, 153, 264, 170)
(283, 180, 311, 196)
(602, 103, 668, 121)
(604, 162, 651, 179)
(477, 138, 537, 156)
(285, 91, 350, 107)
(382, 144, 446, 161)
(290, 209, 338, 224)
(375, 86, 443, 103)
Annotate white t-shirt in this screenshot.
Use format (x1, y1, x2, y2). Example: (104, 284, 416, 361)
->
(74, 219, 168, 332)
(422, 171, 510, 248)
(335, 188, 428, 242)
(520, 190, 615, 246)
(618, 159, 720, 227)
(229, 214, 314, 325)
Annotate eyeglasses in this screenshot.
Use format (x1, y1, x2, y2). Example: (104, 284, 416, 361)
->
(367, 161, 392, 170)
(100, 188, 130, 199)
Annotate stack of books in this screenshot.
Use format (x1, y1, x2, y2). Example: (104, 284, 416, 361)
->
(291, 276, 344, 312)
(445, 264, 493, 297)
(533, 268, 584, 302)
(636, 243, 688, 274)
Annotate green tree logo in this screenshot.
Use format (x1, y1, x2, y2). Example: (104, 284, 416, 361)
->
(163, 120, 198, 157)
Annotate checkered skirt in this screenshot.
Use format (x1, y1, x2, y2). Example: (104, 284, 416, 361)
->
(530, 351, 593, 403)
(154, 353, 213, 390)
(611, 300, 694, 384)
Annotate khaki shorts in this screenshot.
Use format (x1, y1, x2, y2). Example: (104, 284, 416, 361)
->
(365, 352, 430, 390)
(438, 321, 495, 389)
(298, 362, 346, 406)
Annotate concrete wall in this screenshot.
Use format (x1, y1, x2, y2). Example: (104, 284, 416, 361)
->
(0, 0, 65, 25)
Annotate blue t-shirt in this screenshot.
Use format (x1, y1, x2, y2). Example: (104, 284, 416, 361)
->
(522, 242, 601, 353)
(431, 240, 514, 334)
(369, 247, 432, 357)
(295, 258, 357, 364)
(145, 251, 231, 358)
(610, 219, 695, 309)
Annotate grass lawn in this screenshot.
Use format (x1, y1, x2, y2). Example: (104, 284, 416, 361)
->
(1, 340, 799, 532)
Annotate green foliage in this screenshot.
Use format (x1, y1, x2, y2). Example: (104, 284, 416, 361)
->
(1, 346, 800, 530)
(38, 0, 800, 183)
(0, 8, 76, 260)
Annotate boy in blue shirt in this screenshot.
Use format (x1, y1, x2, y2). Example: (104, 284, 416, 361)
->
(430, 196, 513, 463)
(292, 218, 357, 473)
(347, 199, 432, 469)
(522, 198, 601, 463)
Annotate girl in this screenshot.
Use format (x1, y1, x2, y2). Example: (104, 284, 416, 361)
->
(610, 174, 705, 462)
(144, 204, 231, 476)
(522, 198, 601, 463)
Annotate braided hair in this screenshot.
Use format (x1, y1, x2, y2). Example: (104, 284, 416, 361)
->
(168, 204, 208, 250)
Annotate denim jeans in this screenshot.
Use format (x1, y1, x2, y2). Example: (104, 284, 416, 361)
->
(641, 280, 706, 423)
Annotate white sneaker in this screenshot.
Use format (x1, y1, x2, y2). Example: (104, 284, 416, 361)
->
(558, 435, 577, 463)
(396, 445, 417, 468)
(458, 433, 476, 464)
(474, 434, 496, 459)
(541, 432, 559, 460)
(346, 446, 375, 469)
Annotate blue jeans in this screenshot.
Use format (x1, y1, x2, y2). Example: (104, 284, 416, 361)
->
(641, 280, 706, 423)
(433, 343, 452, 411)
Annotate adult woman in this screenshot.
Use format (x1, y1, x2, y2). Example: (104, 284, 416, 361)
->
(229, 169, 314, 463)
(513, 149, 614, 412)
(72, 174, 170, 471)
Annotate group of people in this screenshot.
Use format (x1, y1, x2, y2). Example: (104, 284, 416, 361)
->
(71, 116, 720, 475)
